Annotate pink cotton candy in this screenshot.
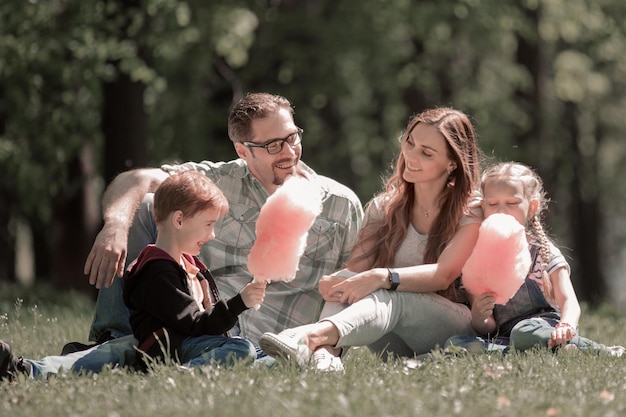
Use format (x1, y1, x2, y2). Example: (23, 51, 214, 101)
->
(247, 176, 323, 282)
(462, 213, 531, 304)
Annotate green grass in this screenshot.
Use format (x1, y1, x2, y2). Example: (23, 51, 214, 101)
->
(2, 282, 626, 417)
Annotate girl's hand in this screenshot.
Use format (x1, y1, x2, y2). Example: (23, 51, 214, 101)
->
(548, 322, 577, 348)
(240, 280, 267, 308)
(471, 292, 496, 322)
(469, 292, 497, 335)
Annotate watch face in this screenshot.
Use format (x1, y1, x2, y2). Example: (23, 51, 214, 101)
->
(389, 270, 400, 290)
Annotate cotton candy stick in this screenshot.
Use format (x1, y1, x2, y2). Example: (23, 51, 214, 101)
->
(462, 213, 531, 305)
(247, 176, 323, 307)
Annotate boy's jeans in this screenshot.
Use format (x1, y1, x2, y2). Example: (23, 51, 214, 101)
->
(178, 335, 256, 367)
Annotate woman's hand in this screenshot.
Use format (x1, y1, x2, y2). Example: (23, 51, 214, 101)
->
(318, 274, 349, 301)
(322, 268, 388, 304)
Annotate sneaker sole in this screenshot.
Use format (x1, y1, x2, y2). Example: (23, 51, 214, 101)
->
(0, 342, 13, 380)
(258, 333, 299, 362)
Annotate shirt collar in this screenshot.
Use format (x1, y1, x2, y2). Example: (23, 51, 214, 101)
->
(237, 159, 327, 197)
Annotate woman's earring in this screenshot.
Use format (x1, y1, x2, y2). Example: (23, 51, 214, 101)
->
(447, 167, 456, 187)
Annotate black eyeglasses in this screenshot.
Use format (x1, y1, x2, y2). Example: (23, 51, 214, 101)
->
(242, 128, 303, 155)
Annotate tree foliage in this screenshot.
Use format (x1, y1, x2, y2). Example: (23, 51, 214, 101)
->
(1, 0, 625, 304)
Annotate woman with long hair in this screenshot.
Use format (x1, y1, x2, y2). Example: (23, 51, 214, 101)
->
(260, 107, 484, 370)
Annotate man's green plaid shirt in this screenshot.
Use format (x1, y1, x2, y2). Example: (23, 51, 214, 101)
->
(163, 159, 364, 344)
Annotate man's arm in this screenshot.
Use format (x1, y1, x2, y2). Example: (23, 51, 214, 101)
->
(84, 168, 169, 289)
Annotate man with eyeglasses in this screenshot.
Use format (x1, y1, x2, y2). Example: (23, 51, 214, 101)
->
(68, 92, 363, 369)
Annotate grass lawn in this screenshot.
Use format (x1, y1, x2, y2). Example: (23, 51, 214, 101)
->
(1, 281, 626, 417)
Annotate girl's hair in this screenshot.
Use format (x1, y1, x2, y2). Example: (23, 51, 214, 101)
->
(227, 92, 294, 143)
(346, 107, 482, 293)
(153, 170, 229, 223)
(481, 162, 554, 297)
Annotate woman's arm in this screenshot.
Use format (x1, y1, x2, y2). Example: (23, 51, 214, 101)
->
(328, 222, 480, 304)
(395, 222, 480, 292)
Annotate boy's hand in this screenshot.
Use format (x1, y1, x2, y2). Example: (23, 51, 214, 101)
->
(240, 280, 267, 308)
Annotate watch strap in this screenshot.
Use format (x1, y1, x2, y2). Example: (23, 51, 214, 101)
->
(387, 268, 400, 291)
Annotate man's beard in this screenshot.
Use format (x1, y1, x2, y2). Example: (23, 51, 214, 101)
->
(272, 162, 298, 186)
(273, 172, 293, 186)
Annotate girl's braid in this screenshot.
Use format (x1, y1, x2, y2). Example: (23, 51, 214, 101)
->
(530, 214, 554, 301)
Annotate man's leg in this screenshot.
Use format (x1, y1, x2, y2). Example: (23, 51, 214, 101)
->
(88, 194, 157, 341)
(71, 335, 138, 373)
(28, 335, 138, 379)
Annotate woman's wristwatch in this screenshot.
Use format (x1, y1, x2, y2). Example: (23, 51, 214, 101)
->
(387, 268, 400, 291)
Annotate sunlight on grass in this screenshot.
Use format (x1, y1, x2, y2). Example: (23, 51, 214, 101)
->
(1, 282, 626, 417)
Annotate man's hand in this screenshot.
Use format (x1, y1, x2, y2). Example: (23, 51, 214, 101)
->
(84, 224, 129, 289)
(83, 167, 168, 289)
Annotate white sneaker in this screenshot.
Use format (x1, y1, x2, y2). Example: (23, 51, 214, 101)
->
(312, 349, 344, 372)
(607, 345, 625, 357)
(259, 330, 312, 367)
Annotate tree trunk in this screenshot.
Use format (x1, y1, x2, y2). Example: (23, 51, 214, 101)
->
(0, 83, 15, 283)
(102, 71, 148, 184)
(514, 5, 543, 150)
(563, 101, 606, 304)
(102, 0, 148, 184)
(50, 144, 99, 294)
(0, 202, 16, 282)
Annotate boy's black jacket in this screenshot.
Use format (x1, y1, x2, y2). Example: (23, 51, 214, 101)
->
(123, 245, 248, 362)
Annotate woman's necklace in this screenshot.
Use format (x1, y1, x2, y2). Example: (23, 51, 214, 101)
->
(416, 205, 437, 219)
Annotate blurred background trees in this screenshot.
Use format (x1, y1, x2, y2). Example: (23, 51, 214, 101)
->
(1, 0, 625, 307)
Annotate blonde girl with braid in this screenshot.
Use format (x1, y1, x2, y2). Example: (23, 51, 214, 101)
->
(446, 162, 624, 355)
